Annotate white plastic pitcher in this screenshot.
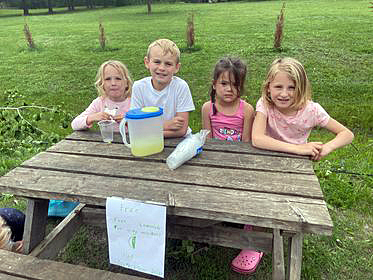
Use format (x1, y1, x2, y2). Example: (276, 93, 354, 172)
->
(119, 107, 164, 157)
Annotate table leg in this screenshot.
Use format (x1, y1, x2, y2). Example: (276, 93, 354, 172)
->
(23, 198, 49, 254)
(272, 229, 285, 280)
(286, 233, 303, 280)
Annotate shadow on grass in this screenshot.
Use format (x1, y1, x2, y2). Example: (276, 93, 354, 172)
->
(18, 46, 44, 53)
(90, 47, 122, 52)
(180, 46, 202, 53)
(132, 10, 185, 16)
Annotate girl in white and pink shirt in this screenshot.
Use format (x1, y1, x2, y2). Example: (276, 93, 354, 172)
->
(252, 57, 354, 161)
(71, 60, 133, 132)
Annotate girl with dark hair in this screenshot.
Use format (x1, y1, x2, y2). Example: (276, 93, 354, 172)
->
(202, 57, 261, 274)
(202, 57, 254, 142)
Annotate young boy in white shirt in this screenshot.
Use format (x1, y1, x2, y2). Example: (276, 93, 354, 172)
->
(131, 39, 195, 138)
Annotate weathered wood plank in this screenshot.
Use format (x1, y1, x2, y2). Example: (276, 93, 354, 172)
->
(272, 229, 285, 280)
(167, 216, 222, 228)
(168, 224, 273, 253)
(20, 152, 322, 199)
(0, 250, 146, 280)
(66, 130, 306, 159)
(287, 233, 303, 280)
(0, 273, 27, 280)
(24, 199, 49, 254)
(30, 203, 85, 259)
(46, 139, 314, 175)
(0, 168, 333, 235)
(82, 208, 220, 229)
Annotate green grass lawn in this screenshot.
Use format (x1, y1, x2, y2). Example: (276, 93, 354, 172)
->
(1, 0, 372, 279)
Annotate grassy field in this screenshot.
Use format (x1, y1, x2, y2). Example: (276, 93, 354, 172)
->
(1, 0, 372, 279)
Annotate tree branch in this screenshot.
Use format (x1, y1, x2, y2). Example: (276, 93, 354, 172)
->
(0, 105, 56, 134)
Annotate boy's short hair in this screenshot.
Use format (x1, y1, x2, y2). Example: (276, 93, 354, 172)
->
(147, 39, 180, 63)
(95, 60, 133, 99)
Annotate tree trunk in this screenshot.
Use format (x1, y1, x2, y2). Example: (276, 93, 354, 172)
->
(86, 0, 96, 9)
(48, 0, 53, 14)
(22, 0, 29, 16)
(147, 0, 152, 15)
(66, 0, 75, 11)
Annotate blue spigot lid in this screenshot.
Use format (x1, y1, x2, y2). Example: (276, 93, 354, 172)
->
(125, 107, 163, 119)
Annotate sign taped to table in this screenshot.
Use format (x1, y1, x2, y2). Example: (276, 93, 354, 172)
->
(106, 197, 167, 278)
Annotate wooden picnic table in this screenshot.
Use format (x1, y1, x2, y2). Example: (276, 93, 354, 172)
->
(0, 130, 333, 280)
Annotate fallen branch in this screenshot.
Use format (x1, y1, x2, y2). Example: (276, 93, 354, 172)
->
(0, 105, 55, 134)
(0, 105, 55, 111)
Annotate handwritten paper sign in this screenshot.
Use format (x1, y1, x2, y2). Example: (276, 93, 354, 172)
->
(106, 197, 167, 278)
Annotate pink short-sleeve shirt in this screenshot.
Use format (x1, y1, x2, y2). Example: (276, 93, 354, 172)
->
(209, 99, 245, 142)
(256, 97, 330, 144)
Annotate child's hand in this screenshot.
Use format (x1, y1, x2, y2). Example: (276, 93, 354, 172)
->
(314, 144, 333, 161)
(86, 112, 112, 126)
(166, 116, 185, 131)
(14, 240, 24, 253)
(297, 142, 323, 160)
(113, 114, 123, 123)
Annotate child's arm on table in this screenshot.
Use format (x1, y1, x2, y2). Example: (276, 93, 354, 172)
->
(71, 100, 110, 130)
(201, 101, 212, 138)
(241, 101, 254, 142)
(314, 118, 354, 161)
(252, 112, 322, 158)
(163, 112, 189, 138)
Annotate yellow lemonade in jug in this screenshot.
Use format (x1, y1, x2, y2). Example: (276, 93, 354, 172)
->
(131, 137, 164, 157)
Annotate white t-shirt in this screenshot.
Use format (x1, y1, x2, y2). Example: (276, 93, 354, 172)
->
(131, 76, 195, 121)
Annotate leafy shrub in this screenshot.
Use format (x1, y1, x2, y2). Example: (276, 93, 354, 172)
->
(0, 89, 72, 175)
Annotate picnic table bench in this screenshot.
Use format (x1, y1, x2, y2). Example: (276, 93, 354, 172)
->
(0, 250, 145, 280)
(0, 130, 333, 279)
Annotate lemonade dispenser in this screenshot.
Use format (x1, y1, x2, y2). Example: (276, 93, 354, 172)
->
(119, 107, 164, 157)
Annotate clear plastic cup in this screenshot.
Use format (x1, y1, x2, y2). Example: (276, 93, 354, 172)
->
(98, 120, 115, 143)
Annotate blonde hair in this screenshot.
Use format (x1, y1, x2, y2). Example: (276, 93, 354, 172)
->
(146, 39, 180, 64)
(262, 57, 312, 110)
(94, 60, 133, 99)
(0, 216, 13, 251)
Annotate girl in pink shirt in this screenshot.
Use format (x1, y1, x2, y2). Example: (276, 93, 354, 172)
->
(202, 57, 254, 142)
(252, 57, 354, 161)
(202, 57, 261, 275)
(71, 60, 133, 132)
